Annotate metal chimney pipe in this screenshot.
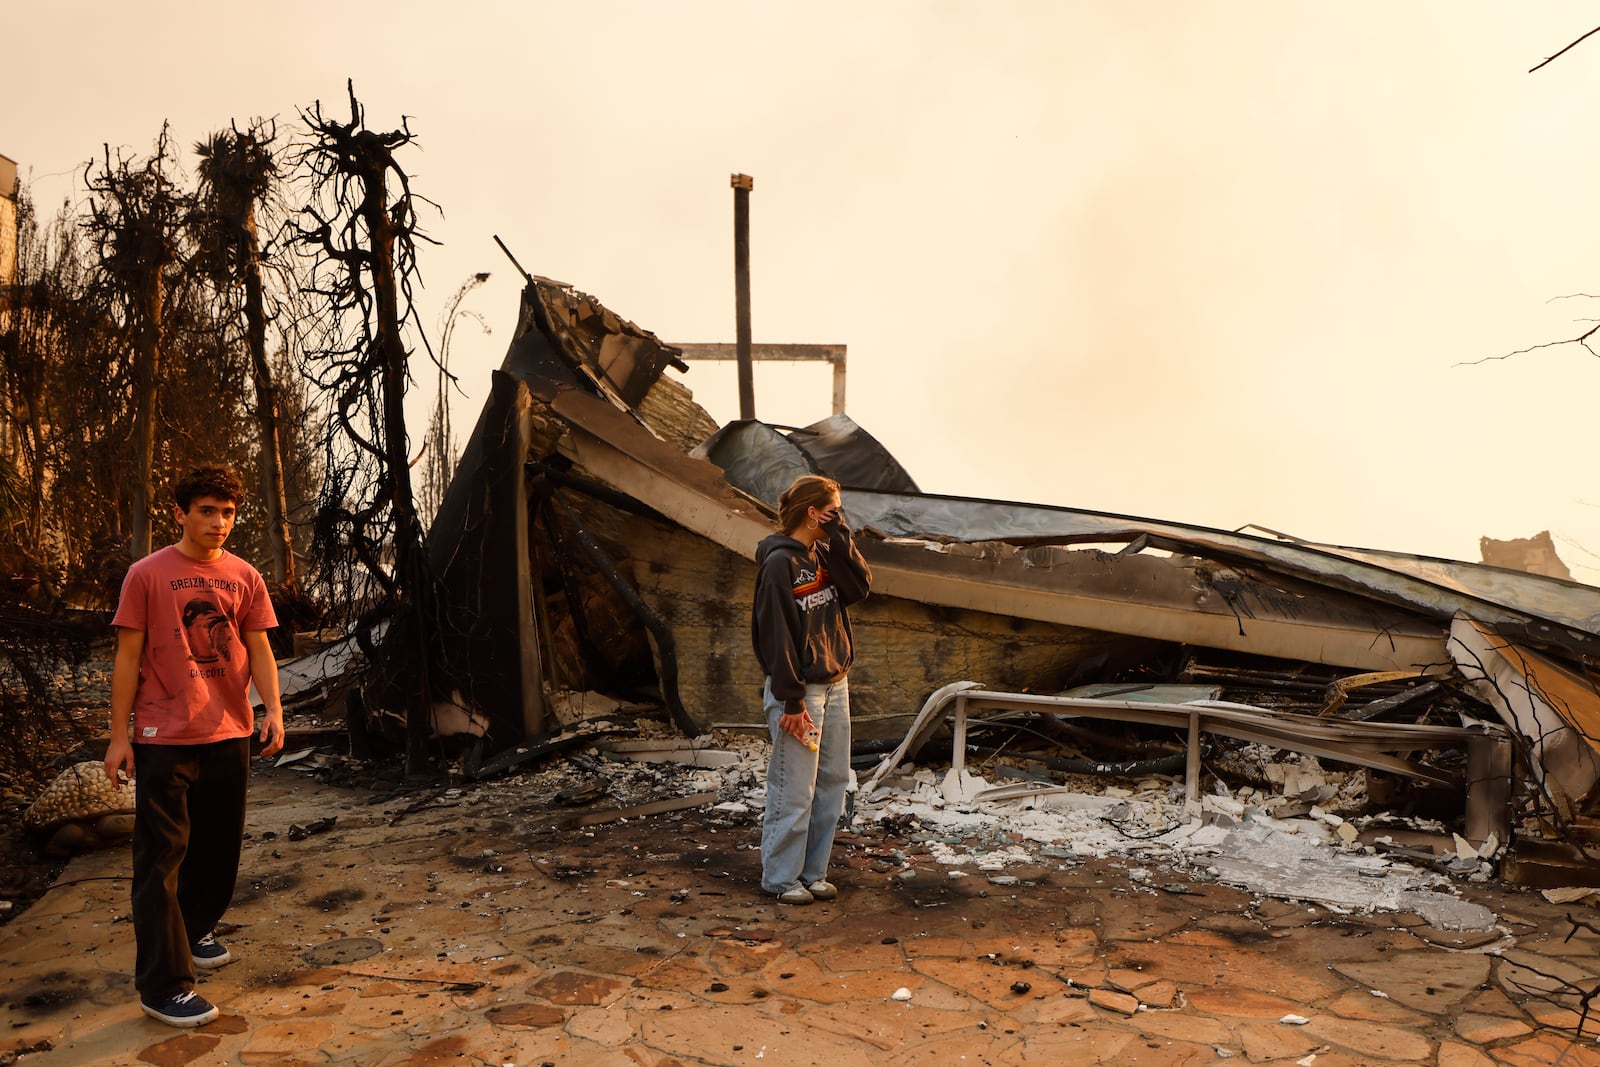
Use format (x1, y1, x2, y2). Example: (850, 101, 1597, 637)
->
(731, 173, 755, 421)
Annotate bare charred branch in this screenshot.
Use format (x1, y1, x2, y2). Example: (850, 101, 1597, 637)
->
(1530, 23, 1600, 73)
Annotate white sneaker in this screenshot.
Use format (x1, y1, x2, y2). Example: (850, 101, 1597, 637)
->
(769, 885, 814, 905)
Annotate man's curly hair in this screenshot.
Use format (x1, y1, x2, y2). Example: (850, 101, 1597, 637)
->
(174, 466, 246, 511)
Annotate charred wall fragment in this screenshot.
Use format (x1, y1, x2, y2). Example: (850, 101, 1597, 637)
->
(627, 520, 1155, 738)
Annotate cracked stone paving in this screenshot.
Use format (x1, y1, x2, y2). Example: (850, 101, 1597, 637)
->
(6, 730, 1600, 1066)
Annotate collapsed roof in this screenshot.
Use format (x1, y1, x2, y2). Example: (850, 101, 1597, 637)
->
(417, 278, 1600, 848)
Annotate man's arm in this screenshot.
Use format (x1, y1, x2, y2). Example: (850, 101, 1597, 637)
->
(243, 629, 285, 758)
(103, 627, 144, 783)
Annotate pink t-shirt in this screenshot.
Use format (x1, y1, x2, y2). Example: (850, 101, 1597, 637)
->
(112, 545, 279, 745)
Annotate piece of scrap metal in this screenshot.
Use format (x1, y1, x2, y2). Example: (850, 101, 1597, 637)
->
(554, 790, 719, 830)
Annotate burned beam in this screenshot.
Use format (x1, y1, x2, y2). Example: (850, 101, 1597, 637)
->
(1336, 681, 1447, 722)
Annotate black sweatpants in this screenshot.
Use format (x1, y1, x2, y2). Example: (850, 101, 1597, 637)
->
(131, 737, 250, 1002)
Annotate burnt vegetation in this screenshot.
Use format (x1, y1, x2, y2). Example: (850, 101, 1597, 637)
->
(0, 84, 448, 781)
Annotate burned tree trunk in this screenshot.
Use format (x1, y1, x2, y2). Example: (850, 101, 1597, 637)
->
(242, 241, 295, 588)
(359, 134, 430, 773)
(296, 83, 440, 775)
(128, 279, 162, 561)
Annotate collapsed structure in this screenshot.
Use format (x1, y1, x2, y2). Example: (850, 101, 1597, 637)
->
(407, 278, 1600, 885)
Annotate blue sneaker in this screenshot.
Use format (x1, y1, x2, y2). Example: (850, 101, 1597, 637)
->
(141, 990, 219, 1027)
(191, 932, 233, 969)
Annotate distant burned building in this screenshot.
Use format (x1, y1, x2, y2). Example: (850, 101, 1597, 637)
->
(0, 153, 17, 289)
(0, 152, 18, 465)
(1480, 530, 1573, 581)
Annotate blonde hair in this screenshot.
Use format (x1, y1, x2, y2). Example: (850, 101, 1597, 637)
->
(778, 474, 840, 535)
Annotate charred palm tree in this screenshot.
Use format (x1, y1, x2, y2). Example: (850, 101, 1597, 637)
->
(84, 126, 188, 560)
(193, 122, 297, 589)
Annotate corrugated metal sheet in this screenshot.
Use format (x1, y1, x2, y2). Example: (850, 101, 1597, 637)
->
(836, 489, 1600, 655)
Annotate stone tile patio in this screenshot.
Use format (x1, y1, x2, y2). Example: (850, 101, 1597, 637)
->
(4, 769, 1600, 1065)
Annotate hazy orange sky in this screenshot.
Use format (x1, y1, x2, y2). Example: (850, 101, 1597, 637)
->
(11, 3, 1600, 583)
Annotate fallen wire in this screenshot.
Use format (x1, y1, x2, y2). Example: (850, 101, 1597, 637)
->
(388, 795, 458, 826)
(1100, 810, 1185, 840)
(27, 874, 128, 897)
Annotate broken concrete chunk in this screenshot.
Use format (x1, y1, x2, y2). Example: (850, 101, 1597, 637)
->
(1401, 890, 1497, 932)
(1265, 761, 1330, 796)
(1541, 886, 1600, 905)
(1275, 817, 1330, 840)
(1188, 824, 1233, 847)
(1310, 806, 1343, 827)
(939, 768, 989, 806)
(1203, 795, 1246, 817)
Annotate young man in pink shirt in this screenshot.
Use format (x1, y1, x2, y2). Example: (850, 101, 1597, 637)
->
(103, 466, 286, 1027)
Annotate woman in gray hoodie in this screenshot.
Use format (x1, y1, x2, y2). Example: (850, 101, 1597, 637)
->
(751, 474, 872, 904)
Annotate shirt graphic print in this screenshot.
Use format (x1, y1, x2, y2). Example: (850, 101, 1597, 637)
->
(181, 596, 237, 665)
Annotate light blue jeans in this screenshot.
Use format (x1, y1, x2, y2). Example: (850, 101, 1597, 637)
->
(760, 676, 851, 895)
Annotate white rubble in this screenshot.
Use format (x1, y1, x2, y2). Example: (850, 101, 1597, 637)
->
(584, 727, 1501, 932)
(840, 752, 1500, 931)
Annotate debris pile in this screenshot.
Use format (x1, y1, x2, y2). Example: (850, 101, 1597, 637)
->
(260, 697, 1513, 930)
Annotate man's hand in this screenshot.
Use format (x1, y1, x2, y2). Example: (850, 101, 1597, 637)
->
(104, 737, 135, 784)
(243, 629, 286, 759)
(258, 710, 285, 758)
(106, 625, 143, 784)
